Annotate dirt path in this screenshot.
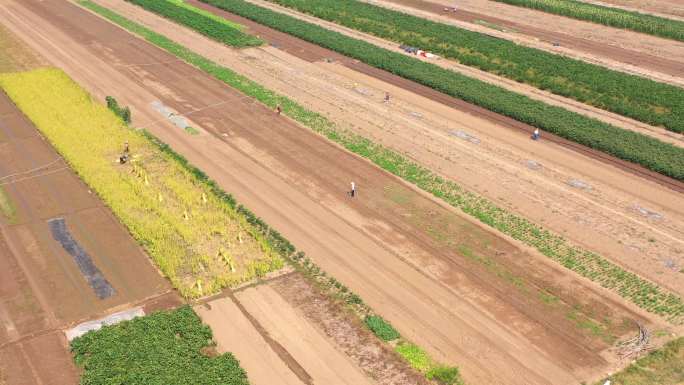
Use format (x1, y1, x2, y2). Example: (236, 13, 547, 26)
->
(236, 285, 376, 385)
(195, 297, 306, 385)
(382, 0, 684, 75)
(1, 1, 675, 384)
(0, 90, 177, 384)
(93, 0, 684, 299)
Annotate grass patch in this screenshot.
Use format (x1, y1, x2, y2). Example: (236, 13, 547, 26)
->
(70, 305, 249, 385)
(594, 337, 684, 385)
(364, 315, 400, 341)
(0, 68, 283, 298)
(396, 342, 464, 385)
(0, 187, 16, 223)
(78, 0, 684, 322)
(185, 126, 200, 135)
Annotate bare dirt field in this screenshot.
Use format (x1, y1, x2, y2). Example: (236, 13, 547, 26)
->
(0, 1, 675, 384)
(94, 0, 684, 299)
(0, 90, 180, 384)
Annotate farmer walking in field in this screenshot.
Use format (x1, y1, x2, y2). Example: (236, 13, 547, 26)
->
(119, 141, 130, 164)
(350, 181, 356, 198)
(275, 104, 282, 115)
(384, 92, 390, 103)
(532, 128, 540, 141)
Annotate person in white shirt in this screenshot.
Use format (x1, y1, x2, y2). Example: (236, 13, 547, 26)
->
(350, 181, 356, 198)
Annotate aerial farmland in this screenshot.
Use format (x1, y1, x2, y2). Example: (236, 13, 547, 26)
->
(0, 1, 682, 385)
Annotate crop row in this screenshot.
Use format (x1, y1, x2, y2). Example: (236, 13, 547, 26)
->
(0, 68, 283, 298)
(71, 306, 249, 385)
(491, 0, 684, 43)
(257, 0, 684, 134)
(82, 0, 684, 324)
(125, 0, 262, 47)
(199, 0, 684, 181)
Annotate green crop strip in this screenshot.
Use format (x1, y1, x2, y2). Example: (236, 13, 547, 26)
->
(167, 0, 246, 31)
(491, 0, 684, 43)
(80, 0, 684, 323)
(256, 0, 684, 135)
(125, 0, 262, 47)
(70, 306, 249, 385)
(197, 0, 684, 181)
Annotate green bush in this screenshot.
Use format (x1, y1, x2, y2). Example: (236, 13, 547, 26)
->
(125, 0, 262, 47)
(492, 0, 684, 42)
(395, 342, 432, 372)
(105, 95, 131, 124)
(257, 0, 684, 134)
(70, 306, 249, 385)
(199, 0, 684, 181)
(427, 366, 463, 385)
(364, 315, 400, 341)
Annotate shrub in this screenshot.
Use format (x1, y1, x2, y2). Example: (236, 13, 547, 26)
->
(105, 95, 131, 124)
(427, 366, 463, 385)
(365, 315, 400, 341)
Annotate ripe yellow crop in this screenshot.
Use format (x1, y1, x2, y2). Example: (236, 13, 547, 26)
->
(0, 68, 283, 298)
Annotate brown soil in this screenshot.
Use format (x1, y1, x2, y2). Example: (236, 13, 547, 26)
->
(0, 90, 176, 384)
(234, 281, 376, 385)
(196, 295, 308, 385)
(99, 0, 684, 298)
(0, 22, 47, 72)
(0, 1, 673, 384)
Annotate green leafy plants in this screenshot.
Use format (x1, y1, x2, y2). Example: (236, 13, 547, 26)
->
(198, 0, 684, 181)
(70, 306, 249, 385)
(80, 0, 684, 323)
(125, 0, 262, 47)
(364, 315, 400, 341)
(105, 95, 131, 124)
(255, 0, 684, 134)
(491, 0, 684, 43)
(396, 342, 464, 384)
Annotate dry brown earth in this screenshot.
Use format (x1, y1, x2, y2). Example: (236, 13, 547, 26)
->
(0, 1, 675, 384)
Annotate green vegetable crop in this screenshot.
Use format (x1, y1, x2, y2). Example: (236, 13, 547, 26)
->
(71, 306, 249, 385)
(491, 0, 684, 43)
(125, 0, 262, 47)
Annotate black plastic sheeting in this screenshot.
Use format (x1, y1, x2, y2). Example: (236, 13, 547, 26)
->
(48, 218, 116, 299)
